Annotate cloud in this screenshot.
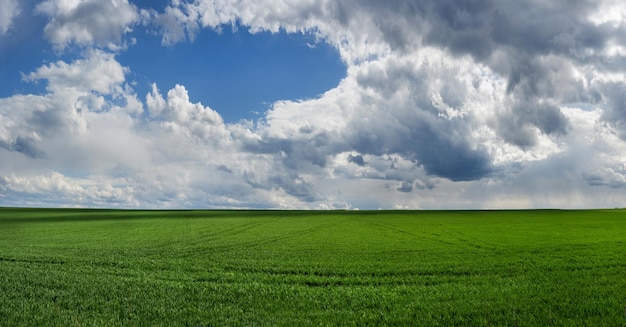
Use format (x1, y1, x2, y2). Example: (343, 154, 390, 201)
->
(169, 0, 626, 148)
(597, 81, 626, 140)
(0, 0, 20, 35)
(347, 154, 365, 166)
(259, 48, 496, 182)
(397, 181, 413, 193)
(583, 168, 626, 188)
(0, 49, 146, 177)
(137, 0, 626, 207)
(10, 136, 47, 159)
(25, 50, 127, 94)
(35, 0, 139, 49)
(146, 83, 230, 145)
(0, 172, 136, 207)
(4, 0, 626, 209)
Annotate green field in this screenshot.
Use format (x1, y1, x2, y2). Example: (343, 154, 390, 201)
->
(0, 208, 624, 326)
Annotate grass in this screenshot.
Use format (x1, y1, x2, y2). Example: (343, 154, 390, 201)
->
(0, 208, 625, 326)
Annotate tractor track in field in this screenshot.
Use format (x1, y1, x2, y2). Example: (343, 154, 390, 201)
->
(366, 220, 458, 247)
(181, 212, 347, 253)
(204, 211, 292, 238)
(209, 219, 345, 252)
(360, 212, 497, 251)
(408, 212, 498, 251)
(0, 256, 65, 265)
(171, 212, 293, 252)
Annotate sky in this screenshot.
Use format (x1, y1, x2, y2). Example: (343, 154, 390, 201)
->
(1, 0, 626, 209)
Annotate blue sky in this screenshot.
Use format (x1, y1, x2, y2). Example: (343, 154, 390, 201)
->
(1, 5, 345, 123)
(120, 28, 345, 122)
(2, 0, 626, 209)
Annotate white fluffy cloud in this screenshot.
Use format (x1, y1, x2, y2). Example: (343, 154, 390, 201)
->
(3, 0, 626, 208)
(35, 0, 139, 49)
(154, 0, 393, 61)
(0, 0, 19, 35)
(0, 172, 137, 207)
(146, 83, 229, 143)
(25, 50, 127, 94)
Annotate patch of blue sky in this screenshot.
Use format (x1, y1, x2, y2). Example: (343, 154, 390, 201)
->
(0, 11, 51, 97)
(1, 2, 346, 124)
(120, 26, 346, 123)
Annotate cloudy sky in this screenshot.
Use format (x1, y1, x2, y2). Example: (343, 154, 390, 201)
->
(1, 0, 626, 209)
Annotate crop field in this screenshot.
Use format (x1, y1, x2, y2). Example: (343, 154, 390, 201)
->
(0, 208, 625, 326)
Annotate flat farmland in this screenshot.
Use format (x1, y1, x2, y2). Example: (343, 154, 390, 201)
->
(0, 208, 624, 326)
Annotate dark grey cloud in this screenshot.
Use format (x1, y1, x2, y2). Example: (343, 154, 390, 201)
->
(240, 163, 319, 203)
(238, 133, 336, 203)
(12, 136, 47, 159)
(240, 125, 354, 172)
(347, 0, 610, 63)
(497, 100, 570, 148)
(598, 82, 626, 140)
(347, 154, 365, 166)
(28, 107, 69, 137)
(0, 137, 47, 159)
(397, 181, 413, 193)
(270, 173, 319, 203)
(583, 171, 626, 189)
(407, 122, 492, 181)
(423, 0, 495, 60)
(346, 115, 492, 181)
(410, 0, 606, 62)
(217, 165, 232, 173)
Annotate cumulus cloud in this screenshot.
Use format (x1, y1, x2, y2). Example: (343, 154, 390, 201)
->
(0, 172, 137, 207)
(136, 0, 626, 208)
(25, 50, 127, 94)
(255, 48, 496, 182)
(583, 168, 626, 188)
(0, 0, 19, 35)
(146, 83, 229, 144)
(155, 0, 626, 147)
(4, 0, 626, 209)
(35, 0, 139, 49)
